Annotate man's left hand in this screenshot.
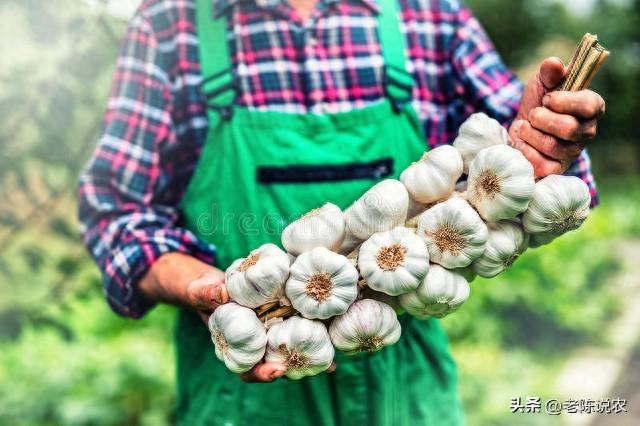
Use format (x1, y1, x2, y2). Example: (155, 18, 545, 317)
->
(509, 57, 605, 177)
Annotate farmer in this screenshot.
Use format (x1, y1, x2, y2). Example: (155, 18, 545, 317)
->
(79, 0, 605, 424)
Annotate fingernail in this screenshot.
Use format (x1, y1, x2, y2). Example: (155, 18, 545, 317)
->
(542, 95, 550, 107)
(270, 368, 286, 379)
(511, 119, 524, 135)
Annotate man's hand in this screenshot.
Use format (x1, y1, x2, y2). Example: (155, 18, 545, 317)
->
(139, 252, 293, 383)
(509, 57, 605, 177)
(139, 252, 229, 323)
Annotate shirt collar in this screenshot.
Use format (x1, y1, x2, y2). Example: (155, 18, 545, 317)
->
(212, 0, 379, 18)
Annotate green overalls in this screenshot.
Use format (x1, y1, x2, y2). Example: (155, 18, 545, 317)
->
(176, 0, 463, 424)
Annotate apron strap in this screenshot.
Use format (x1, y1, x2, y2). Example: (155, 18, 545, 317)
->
(377, 0, 414, 112)
(196, 0, 237, 125)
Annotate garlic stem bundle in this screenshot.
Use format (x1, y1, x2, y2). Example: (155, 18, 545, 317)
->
(358, 226, 429, 296)
(453, 112, 509, 173)
(226, 243, 290, 308)
(467, 145, 535, 222)
(523, 175, 591, 246)
(399, 264, 470, 319)
(344, 179, 409, 240)
(208, 303, 267, 373)
(265, 316, 334, 380)
(417, 197, 488, 269)
(329, 299, 401, 355)
(400, 145, 463, 204)
(281, 203, 346, 255)
(472, 221, 528, 278)
(285, 247, 359, 319)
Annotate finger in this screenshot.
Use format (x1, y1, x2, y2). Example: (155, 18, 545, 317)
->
(240, 362, 286, 383)
(189, 283, 229, 311)
(517, 120, 583, 161)
(542, 90, 605, 119)
(529, 107, 582, 142)
(326, 362, 337, 374)
(538, 57, 566, 90)
(509, 137, 565, 178)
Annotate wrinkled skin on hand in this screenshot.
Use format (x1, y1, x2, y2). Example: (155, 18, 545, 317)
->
(509, 57, 605, 177)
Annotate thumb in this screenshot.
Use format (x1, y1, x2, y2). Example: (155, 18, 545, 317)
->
(187, 277, 229, 311)
(516, 57, 566, 120)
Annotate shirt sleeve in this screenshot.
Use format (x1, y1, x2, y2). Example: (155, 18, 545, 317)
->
(78, 12, 215, 318)
(450, 4, 598, 206)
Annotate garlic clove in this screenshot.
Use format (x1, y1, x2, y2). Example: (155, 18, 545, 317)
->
(358, 226, 429, 296)
(281, 202, 346, 256)
(329, 299, 401, 355)
(399, 264, 470, 319)
(265, 316, 335, 380)
(467, 145, 535, 222)
(344, 179, 409, 240)
(337, 230, 364, 256)
(226, 243, 290, 309)
(417, 197, 488, 269)
(285, 247, 359, 319)
(522, 175, 591, 241)
(400, 145, 463, 204)
(453, 112, 509, 174)
(472, 221, 528, 278)
(208, 303, 267, 373)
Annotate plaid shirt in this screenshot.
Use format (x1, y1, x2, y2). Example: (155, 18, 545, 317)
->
(79, 0, 597, 318)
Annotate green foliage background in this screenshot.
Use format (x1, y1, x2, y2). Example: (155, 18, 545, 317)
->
(0, 1, 638, 425)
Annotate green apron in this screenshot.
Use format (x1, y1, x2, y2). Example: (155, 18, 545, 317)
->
(176, 0, 463, 424)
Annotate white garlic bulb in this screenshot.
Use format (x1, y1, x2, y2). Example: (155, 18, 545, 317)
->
(285, 247, 358, 319)
(358, 226, 429, 296)
(472, 221, 528, 278)
(452, 265, 477, 283)
(453, 112, 509, 173)
(207, 303, 267, 373)
(226, 243, 290, 308)
(417, 197, 488, 268)
(467, 145, 535, 222)
(399, 264, 470, 319)
(281, 203, 346, 256)
(329, 299, 401, 355)
(265, 316, 334, 380)
(523, 175, 591, 245)
(400, 145, 463, 204)
(344, 179, 409, 240)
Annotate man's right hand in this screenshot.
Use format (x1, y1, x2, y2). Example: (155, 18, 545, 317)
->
(138, 252, 288, 382)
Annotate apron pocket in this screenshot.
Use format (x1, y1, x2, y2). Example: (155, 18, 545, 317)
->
(257, 157, 394, 184)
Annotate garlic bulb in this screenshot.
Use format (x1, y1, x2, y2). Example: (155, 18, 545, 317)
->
(281, 203, 346, 255)
(467, 145, 535, 222)
(452, 265, 477, 283)
(344, 179, 409, 240)
(358, 226, 429, 296)
(329, 299, 401, 354)
(417, 197, 488, 268)
(522, 175, 591, 244)
(472, 221, 528, 278)
(453, 112, 509, 173)
(399, 264, 470, 319)
(226, 243, 290, 308)
(265, 316, 334, 380)
(400, 145, 463, 204)
(285, 247, 358, 319)
(207, 303, 267, 373)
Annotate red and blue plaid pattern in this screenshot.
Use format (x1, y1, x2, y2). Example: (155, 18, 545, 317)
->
(79, 0, 598, 318)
